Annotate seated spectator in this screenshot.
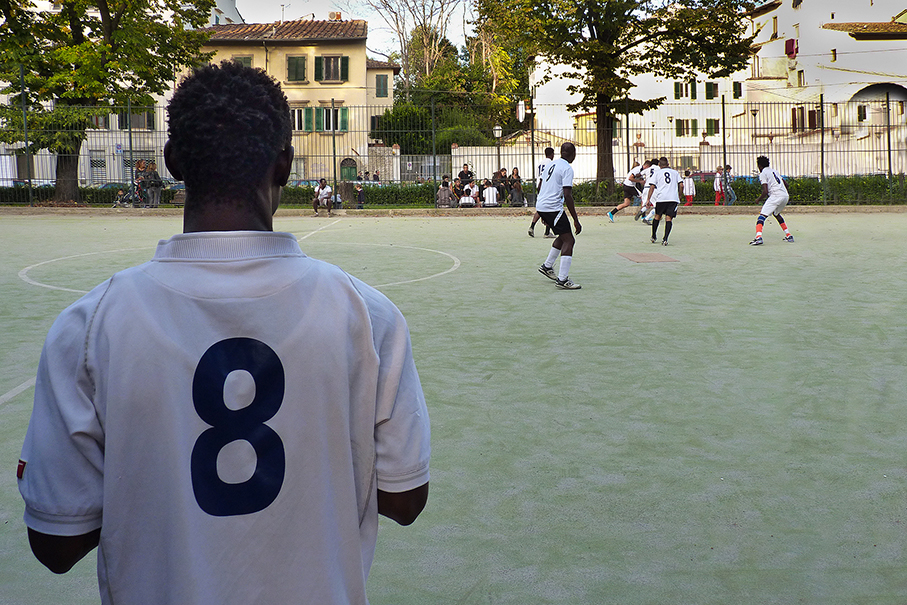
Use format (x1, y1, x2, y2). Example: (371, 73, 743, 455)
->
(457, 163, 474, 185)
(459, 183, 477, 207)
(508, 168, 524, 207)
(492, 167, 507, 202)
(452, 178, 464, 200)
(481, 179, 499, 207)
(436, 180, 455, 208)
(373, 170, 380, 182)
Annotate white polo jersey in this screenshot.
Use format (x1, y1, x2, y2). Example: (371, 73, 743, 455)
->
(19, 231, 430, 605)
(759, 166, 788, 198)
(648, 167, 682, 204)
(623, 165, 643, 188)
(316, 184, 332, 204)
(536, 157, 553, 190)
(535, 158, 574, 213)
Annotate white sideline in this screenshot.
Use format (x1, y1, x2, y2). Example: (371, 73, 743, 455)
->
(0, 377, 36, 407)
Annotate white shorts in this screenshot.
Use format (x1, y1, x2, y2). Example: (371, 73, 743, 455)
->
(761, 194, 789, 216)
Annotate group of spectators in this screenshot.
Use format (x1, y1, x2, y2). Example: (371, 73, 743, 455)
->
(112, 158, 164, 208)
(436, 163, 527, 208)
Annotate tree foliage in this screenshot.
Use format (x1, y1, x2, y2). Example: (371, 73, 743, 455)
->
(0, 0, 214, 201)
(473, 0, 757, 187)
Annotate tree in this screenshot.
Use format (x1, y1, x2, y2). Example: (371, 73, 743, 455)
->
(0, 0, 214, 203)
(473, 0, 756, 192)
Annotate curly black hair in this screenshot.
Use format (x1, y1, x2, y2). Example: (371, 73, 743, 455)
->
(167, 61, 292, 203)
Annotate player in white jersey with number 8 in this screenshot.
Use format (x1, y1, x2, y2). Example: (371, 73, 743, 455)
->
(645, 157, 684, 246)
(18, 61, 430, 605)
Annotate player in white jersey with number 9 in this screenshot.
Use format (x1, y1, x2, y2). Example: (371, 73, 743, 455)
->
(750, 155, 794, 245)
(18, 61, 430, 605)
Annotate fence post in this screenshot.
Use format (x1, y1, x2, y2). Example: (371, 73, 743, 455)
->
(721, 95, 728, 201)
(331, 98, 337, 194)
(886, 91, 893, 198)
(530, 87, 536, 196)
(127, 97, 135, 184)
(820, 94, 826, 204)
(625, 97, 630, 176)
(19, 64, 34, 207)
(431, 97, 437, 183)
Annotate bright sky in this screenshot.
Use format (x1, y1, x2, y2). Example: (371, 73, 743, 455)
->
(233, 0, 471, 59)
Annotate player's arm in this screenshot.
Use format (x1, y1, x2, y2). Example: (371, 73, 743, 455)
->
(378, 483, 429, 526)
(28, 527, 100, 574)
(755, 182, 769, 203)
(678, 181, 684, 201)
(563, 186, 581, 234)
(645, 182, 655, 205)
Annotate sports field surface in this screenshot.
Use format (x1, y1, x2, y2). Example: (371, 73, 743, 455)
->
(2, 209, 906, 604)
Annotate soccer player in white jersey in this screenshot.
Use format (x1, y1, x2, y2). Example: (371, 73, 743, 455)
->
(18, 61, 430, 605)
(645, 157, 683, 246)
(636, 158, 660, 223)
(608, 160, 648, 222)
(751, 155, 794, 245)
(528, 147, 555, 237)
(536, 142, 582, 289)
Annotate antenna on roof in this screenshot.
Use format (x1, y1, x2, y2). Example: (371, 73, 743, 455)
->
(280, 3, 290, 23)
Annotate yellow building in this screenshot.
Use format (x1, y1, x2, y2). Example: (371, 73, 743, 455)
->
(200, 19, 399, 181)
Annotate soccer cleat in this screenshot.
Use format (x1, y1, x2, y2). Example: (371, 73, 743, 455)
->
(634, 211, 642, 221)
(642, 219, 652, 225)
(662, 240, 668, 246)
(544, 233, 555, 238)
(749, 237, 764, 246)
(528, 227, 535, 237)
(607, 211, 614, 223)
(555, 277, 581, 290)
(538, 264, 557, 280)
(783, 235, 795, 243)
(650, 236, 657, 244)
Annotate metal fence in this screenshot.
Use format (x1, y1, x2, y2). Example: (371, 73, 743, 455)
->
(2, 95, 906, 204)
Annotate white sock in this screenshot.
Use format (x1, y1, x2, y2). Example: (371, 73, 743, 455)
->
(558, 255, 572, 281)
(544, 248, 560, 268)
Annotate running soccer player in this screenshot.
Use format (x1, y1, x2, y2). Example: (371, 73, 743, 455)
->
(645, 157, 683, 246)
(636, 158, 660, 223)
(608, 160, 647, 222)
(751, 155, 794, 245)
(18, 61, 430, 605)
(529, 147, 555, 238)
(536, 142, 582, 289)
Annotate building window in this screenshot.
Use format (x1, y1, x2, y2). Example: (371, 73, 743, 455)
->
(673, 81, 697, 100)
(118, 108, 155, 130)
(90, 114, 109, 129)
(831, 49, 837, 62)
(797, 70, 806, 87)
(233, 56, 252, 68)
(857, 105, 868, 122)
(772, 17, 778, 39)
(292, 106, 349, 132)
(675, 118, 698, 137)
(705, 82, 718, 100)
(287, 56, 306, 82)
(793, 0, 802, 8)
(705, 119, 720, 136)
(376, 74, 389, 98)
(315, 56, 349, 82)
(733, 81, 743, 99)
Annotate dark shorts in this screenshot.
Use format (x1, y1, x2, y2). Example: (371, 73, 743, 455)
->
(655, 201, 678, 218)
(623, 185, 639, 200)
(538, 210, 572, 235)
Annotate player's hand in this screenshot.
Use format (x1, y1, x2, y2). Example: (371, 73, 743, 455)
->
(574, 221, 582, 235)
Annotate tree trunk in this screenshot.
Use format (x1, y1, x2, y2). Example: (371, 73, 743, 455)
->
(595, 93, 615, 199)
(54, 151, 81, 204)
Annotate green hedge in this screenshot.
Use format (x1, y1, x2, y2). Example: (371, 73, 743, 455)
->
(3, 175, 907, 207)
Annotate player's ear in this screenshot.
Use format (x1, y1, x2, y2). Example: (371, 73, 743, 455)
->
(274, 146, 293, 187)
(163, 141, 183, 182)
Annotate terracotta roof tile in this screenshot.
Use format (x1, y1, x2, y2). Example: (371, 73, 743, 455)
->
(202, 19, 368, 42)
(822, 21, 907, 38)
(366, 59, 401, 74)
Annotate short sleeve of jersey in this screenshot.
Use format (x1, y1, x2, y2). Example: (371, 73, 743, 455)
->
(19, 284, 110, 536)
(351, 278, 431, 493)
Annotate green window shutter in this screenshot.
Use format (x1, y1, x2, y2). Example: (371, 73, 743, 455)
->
(675, 119, 684, 137)
(236, 56, 252, 68)
(733, 81, 742, 99)
(340, 56, 349, 82)
(288, 57, 305, 81)
(339, 107, 349, 132)
(691, 119, 698, 137)
(674, 82, 682, 100)
(314, 57, 323, 81)
(304, 107, 313, 132)
(706, 82, 717, 99)
(315, 108, 324, 131)
(690, 81, 697, 100)
(376, 74, 388, 98)
(146, 109, 155, 131)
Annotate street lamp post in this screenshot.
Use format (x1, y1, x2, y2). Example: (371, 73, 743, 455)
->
(750, 107, 759, 143)
(667, 115, 674, 165)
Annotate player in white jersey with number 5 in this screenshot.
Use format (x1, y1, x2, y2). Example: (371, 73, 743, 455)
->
(18, 61, 430, 605)
(750, 155, 794, 245)
(536, 142, 582, 289)
(644, 157, 683, 246)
